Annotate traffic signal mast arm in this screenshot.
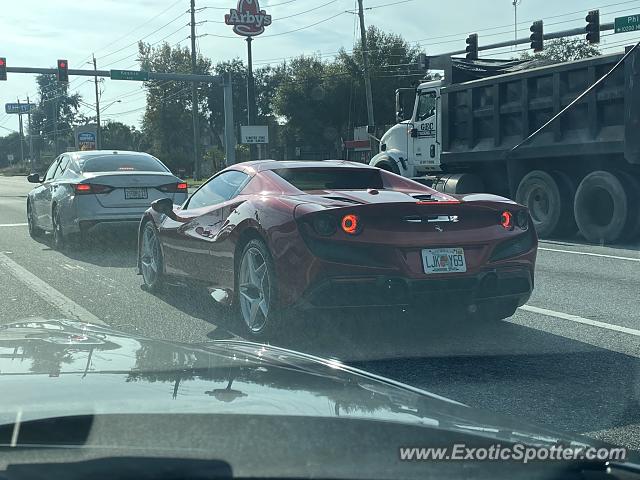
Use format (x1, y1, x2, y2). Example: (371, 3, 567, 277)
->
(3, 65, 222, 84)
(441, 20, 613, 57)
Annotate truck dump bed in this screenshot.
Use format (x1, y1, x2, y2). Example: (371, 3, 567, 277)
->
(440, 51, 640, 166)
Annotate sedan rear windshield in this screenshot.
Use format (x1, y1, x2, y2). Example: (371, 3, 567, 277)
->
(274, 168, 384, 191)
(80, 155, 168, 173)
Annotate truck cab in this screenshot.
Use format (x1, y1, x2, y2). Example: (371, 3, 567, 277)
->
(371, 80, 443, 178)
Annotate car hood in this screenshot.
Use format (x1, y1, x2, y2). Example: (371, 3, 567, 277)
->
(0, 319, 597, 449)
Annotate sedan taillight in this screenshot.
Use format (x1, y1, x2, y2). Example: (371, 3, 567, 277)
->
(73, 184, 114, 195)
(159, 182, 188, 193)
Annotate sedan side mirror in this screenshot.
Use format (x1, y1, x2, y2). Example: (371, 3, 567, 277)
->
(151, 198, 174, 216)
(27, 173, 41, 184)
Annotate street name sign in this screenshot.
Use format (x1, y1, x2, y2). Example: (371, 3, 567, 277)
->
(615, 15, 640, 33)
(5, 103, 35, 114)
(110, 69, 150, 81)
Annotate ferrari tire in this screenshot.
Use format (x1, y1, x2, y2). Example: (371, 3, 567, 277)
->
(140, 222, 165, 292)
(27, 200, 44, 239)
(515, 170, 573, 238)
(574, 171, 630, 244)
(236, 239, 282, 339)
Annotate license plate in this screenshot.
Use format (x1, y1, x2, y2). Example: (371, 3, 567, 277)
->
(422, 248, 467, 274)
(124, 187, 148, 200)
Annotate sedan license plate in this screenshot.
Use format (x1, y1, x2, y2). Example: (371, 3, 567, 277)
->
(422, 248, 466, 274)
(124, 187, 148, 200)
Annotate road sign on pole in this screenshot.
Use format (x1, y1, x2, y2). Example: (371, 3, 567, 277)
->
(614, 15, 640, 33)
(240, 126, 269, 144)
(110, 69, 150, 81)
(5, 103, 35, 114)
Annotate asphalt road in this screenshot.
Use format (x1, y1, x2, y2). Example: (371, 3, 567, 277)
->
(1, 175, 639, 450)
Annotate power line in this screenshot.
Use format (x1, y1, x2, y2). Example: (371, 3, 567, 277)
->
(98, 12, 189, 61)
(77, 0, 185, 63)
(101, 26, 189, 68)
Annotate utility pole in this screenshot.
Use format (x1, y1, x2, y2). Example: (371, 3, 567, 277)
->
(54, 96, 59, 156)
(190, 0, 201, 180)
(92, 55, 101, 149)
(512, 1, 521, 48)
(246, 37, 257, 160)
(17, 98, 25, 164)
(357, 0, 375, 128)
(26, 95, 33, 165)
(223, 72, 236, 166)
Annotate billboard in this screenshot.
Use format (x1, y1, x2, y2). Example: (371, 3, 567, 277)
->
(74, 125, 98, 151)
(225, 0, 272, 37)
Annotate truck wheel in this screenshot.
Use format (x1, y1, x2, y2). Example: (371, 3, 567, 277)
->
(616, 171, 640, 241)
(515, 170, 572, 238)
(573, 171, 630, 244)
(375, 158, 400, 174)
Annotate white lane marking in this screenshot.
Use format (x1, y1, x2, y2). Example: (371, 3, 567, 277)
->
(0, 223, 27, 227)
(0, 252, 106, 325)
(539, 246, 640, 262)
(520, 305, 640, 337)
(10, 410, 22, 448)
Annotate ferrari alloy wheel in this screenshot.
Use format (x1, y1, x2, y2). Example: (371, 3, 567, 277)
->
(27, 201, 43, 239)
(52, 206, 65, 250)
(237, 239, 279, 337)
(140, 222, 164, 291)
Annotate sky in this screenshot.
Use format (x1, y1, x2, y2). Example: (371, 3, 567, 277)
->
(1, 0, 640, 135)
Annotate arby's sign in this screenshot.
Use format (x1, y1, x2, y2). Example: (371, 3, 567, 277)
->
(225, 0, 272, 37)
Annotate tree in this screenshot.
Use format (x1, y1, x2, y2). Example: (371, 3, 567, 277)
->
(138, 41, 211, 171)
(30, 73, 81, 158)
(338, 26, 422, 128)
(273, 55, 352, 157)
(0, 132, 23, 168)
(520, 37, 600, 63)
(101, 121, 147, 151)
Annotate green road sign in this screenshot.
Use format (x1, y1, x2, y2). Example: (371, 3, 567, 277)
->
(615, 14, 640, 33)
(110, 69, 149, 81)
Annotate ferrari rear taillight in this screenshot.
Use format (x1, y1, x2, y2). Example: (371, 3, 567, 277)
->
(73, 183, 113, 195)
(159, 182, 188, 193)
(341, 214, 360, 235)
(500, 210, 513, 230)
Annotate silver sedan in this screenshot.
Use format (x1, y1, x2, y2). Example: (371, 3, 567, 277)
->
(26, 150, 189, 249)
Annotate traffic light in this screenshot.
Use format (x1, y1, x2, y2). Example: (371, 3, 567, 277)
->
(0, 58, 6, 81)
(530, 20, 543, 52)
(586, 10, 600, 44)
(57, 59, 69, 82)
(465, 33, 478, 60)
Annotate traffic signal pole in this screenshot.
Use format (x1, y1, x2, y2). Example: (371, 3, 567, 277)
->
(93, 55, 101, 149)
(190, 0, 201, 180)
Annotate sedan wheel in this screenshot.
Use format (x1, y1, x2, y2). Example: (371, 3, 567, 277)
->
(237, 240, 279, 337)
(52, 207, 65, 250)
(27, 201, 44, 238)
(140, 222, 164, 291)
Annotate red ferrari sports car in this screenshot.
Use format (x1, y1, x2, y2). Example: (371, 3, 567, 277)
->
(137, 160, 537, 338)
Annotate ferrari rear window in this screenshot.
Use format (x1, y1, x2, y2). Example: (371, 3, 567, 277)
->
(274, 168, 384, 191)
(81, 155, 168, 173)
